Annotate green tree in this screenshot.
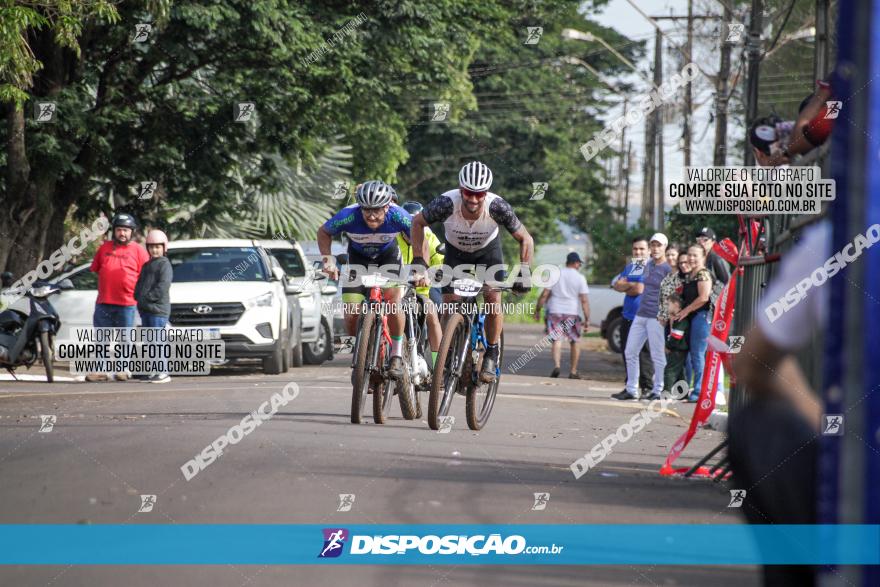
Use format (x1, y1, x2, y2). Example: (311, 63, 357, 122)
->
(395, 0, 643, 264)
(0, 0, 502, 275)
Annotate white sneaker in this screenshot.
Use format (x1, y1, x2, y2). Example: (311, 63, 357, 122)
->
(148, 373, 171, 384)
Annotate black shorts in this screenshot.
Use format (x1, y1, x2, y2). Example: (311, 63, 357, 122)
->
(440, 236, 506, 295)
(341, 244, 402, 301)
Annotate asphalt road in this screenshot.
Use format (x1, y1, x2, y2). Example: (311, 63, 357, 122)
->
(0, 323, 758, 586)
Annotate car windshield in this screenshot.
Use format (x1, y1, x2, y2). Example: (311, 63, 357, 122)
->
(269, 248, 306, 277)
(168, 247, 268, 282)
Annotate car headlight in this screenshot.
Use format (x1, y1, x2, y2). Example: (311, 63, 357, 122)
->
(246, 292, 274, 308)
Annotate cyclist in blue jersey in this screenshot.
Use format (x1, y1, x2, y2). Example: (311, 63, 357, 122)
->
(317, 180, 428, 379)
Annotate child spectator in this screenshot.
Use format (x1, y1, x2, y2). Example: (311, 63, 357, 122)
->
(134, 229, 173, 383)
(664, 295, 690, 394)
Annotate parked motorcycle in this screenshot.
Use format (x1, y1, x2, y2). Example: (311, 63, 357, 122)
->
(0, 279, 73, 382)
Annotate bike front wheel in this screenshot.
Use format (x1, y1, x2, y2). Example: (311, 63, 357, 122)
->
(351, 310, 377, 424)
(428, 313, 468, 430)
(466, 330, 503, 430)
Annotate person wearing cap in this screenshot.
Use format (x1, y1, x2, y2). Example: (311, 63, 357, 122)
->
(134, 229, 173, 383)
(86, 213, 150, 382)
(533, 252, 590, 379)
(695, 227, 729, 286)
(613, 233, 671, 401)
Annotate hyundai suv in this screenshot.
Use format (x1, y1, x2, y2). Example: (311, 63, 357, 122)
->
(166, 240, 301, 374)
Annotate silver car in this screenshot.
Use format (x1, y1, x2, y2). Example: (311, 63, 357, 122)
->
(261, 240, 337, 364)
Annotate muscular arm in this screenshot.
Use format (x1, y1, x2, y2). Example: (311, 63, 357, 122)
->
(317, 225, 333, 258)
(580, 293, 590, 327)
(510, 225, 534, 265)
(533, 288, 551, 321)
(317, 225, 338, 279)
(411, 213, 428, 263)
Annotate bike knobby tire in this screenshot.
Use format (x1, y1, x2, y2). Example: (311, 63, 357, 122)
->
(351, 310, 377, 424)
(428, 313, 468, 430)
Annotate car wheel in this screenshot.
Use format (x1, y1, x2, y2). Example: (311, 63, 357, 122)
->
(606, 315, 624, 354)
(262, 338, 284, 375)
(281, 330, 290, 372)
(303, 317, 332, 364)
(290, 331, 304, 367)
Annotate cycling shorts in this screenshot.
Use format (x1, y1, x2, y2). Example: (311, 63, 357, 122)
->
(440, 236, 506, 295)
(341, 242, 403, 303)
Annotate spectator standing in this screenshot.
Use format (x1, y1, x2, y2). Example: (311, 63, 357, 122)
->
(611, 237, 654, 395)
(613, 233, 671, 401)
(134, 229, 173, 383)
(659, 255, 693, 386)
(85, 213, 149, 382)
(696, 227, 729, 401)
(674, 245, 714, 401)
(534, 252, 590, 379)
(663, 295, 690, 393)
(665, 245, 679, 270)
(696, 227, 730, 288)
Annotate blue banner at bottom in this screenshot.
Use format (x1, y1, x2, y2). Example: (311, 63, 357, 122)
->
(0, 525, 877, 565)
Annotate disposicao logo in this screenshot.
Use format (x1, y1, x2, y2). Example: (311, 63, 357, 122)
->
(319, 528, 349, 558)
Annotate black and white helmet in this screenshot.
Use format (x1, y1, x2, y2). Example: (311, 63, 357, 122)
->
(356, 180, 394, 209)
(458, 161, 493, 192)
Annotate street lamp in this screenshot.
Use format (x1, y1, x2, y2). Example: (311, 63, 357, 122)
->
(561, 28, 654, 88)
(559, 55, 622, 94)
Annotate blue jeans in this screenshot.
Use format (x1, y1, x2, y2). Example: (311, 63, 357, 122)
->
(93, 304, 136, 327)
(688, 310, 711, 397)
(139, 313, 168, 328)
(139, 312, 169, 375)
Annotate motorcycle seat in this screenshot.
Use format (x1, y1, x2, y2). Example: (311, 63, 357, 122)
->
(0, 310, 25, 330)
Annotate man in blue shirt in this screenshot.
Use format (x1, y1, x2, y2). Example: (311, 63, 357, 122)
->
(611, 237, 653, 395)
(318, 180, 426, 379)
(614, 233, 672, 400)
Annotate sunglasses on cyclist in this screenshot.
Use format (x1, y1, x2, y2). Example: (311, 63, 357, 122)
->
(361, 207, 387, 218)
(460, 188, 488, 199)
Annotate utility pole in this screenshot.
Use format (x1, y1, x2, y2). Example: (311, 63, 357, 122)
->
(744, 0, 764, 165)
(653, 29, 663, 231)
(684, 0, 693, 168)
(714, 3, 732, 165)
(618, 98, 628, 221)
(814, 0, 830, 79)
(624, 141, 632, 227)
(642, 93, 656, 226)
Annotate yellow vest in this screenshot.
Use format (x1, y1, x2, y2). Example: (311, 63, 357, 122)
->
(397, 228, 444, 296)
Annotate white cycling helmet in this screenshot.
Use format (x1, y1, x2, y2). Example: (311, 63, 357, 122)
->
(356, 180, 394, 209)
(458, 161, 493, 192)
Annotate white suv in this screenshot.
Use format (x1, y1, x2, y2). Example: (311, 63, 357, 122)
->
(261, 239, 335, 364)
(165, 239, 299, 374)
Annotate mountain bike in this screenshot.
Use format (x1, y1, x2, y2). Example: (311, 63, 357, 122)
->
(428, 277, 511, 431)
(371, 279, 434, 424)
(349, 274, 423, 424)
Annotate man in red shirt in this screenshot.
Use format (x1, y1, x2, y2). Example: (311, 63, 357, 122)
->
(86, 213, 149, 381)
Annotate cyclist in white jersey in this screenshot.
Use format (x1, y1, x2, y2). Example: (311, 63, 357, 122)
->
(410, 161, 534, 383)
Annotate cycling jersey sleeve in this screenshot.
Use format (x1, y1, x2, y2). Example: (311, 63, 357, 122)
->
(322, 206, 357, 237)
(488, 197, 522, 233)
(387, 205, 413, 237)
(421, 195, 454, 224)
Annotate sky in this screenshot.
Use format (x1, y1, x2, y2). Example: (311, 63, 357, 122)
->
(588, 0, 726, 224)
